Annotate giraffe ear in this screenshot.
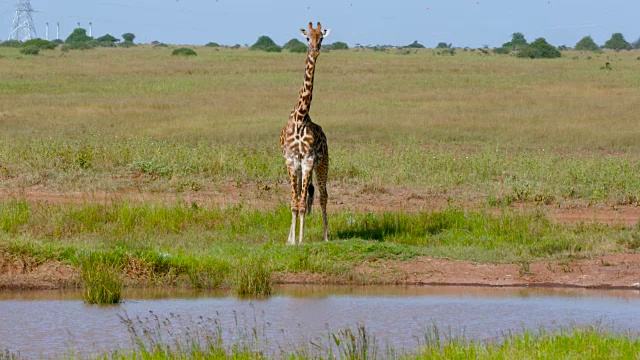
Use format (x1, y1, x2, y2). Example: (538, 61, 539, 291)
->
(300, 28, 309, 39)
(322, 28, 331, 39)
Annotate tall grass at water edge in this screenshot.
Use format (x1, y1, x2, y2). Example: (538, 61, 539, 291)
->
(103, 312, 640, 359)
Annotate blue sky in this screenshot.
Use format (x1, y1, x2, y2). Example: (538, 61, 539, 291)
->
(2, 0, 638, 47)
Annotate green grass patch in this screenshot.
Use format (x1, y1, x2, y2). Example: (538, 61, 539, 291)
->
(80, 252, 124, 304)
(2, 200, 639, 291)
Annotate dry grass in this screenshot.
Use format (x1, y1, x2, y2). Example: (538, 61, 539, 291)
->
(1, 46, 639, 204)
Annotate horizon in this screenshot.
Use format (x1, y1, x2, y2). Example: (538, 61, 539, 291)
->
(2, 1, 639, 48)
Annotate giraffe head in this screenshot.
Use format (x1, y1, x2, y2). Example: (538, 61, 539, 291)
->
(300, 22, 330, 59)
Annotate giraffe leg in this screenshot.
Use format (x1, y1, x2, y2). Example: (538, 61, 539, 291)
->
(287, 210, 298, 245)
(286, 160, 300, 245)
(316, 158, 329, 241)
(298, 158, 314, 244)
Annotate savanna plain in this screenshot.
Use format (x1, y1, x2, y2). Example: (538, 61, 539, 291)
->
(2, 45, 640, 358)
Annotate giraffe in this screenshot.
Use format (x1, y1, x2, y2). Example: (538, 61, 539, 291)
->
(280, 22, 330, 245)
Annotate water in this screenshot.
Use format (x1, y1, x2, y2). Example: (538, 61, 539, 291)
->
(1, 285, 640, 358)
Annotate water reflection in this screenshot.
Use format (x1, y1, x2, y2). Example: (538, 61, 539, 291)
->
(1, 285, 639, 359)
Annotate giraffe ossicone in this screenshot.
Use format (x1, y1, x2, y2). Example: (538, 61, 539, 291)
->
(280, 22, 330, 245)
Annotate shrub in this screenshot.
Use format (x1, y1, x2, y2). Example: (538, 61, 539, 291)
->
(0, 40, 23, 48)
(283, 38, 304, 49)
(19, 45, 39, 55)
(61, 41, 95, 51)
(23, 38, 57, 50)
(172, 47, 198, 56)
(405, 40, 424, 48)
(205, 42, 220, 47)
(284, 39, 307, 53)
(436, 42, 452, 49)
(250, 35, 281, 52)
(328, 41, 349, 50)
(517, 37, 561, 59)
(575, 36, 599, 51)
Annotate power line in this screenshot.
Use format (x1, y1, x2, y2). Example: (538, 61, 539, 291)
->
(8, 0, 37, 41)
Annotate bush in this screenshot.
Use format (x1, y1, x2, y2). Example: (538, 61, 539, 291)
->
(405, 40, 424, 48)
(328, 41, 349, 50)
(263, 45, 282, 53)
(205, 42, 220, 47)
(436, 42, 452, 49)
(495, 32, 528, 54)
(575, 36, 599, 51)
(23, 38, 57, 50)
(517, 38, 561, 59)
(20, 46, 39, 55)
(61, 41, 95, 51)
(0, 40, 23, 48)
(285, 39, 307, 53)
(250, 35, 281, 52)
(172, 47, 198, 56)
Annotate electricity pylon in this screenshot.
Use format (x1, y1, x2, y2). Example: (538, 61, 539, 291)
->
(9, 0, 37, 41)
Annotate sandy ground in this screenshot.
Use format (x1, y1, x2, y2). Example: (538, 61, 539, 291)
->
(1, 184, 640, 290)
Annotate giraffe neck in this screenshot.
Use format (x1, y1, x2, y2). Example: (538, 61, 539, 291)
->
(291, 52, 317, 122)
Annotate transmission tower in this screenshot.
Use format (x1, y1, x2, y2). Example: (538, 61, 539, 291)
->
(8, 0, 37, 42)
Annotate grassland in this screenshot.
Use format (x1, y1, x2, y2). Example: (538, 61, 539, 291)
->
(1, 45, 640, 294)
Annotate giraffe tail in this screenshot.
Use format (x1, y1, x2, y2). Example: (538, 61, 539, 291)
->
(306, 183, 315, 215)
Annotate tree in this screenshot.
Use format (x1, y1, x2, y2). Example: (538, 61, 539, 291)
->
(122, 33, 136, 43)
(510, 32, 527, 47)
(632, 37, 640, 50)
(517, 37, 561, 59)
(604, 33, 631, 51)
(96, 34, 119, 47)
(494, 32, 528, 54)
(435, 42, 451, 49)
(65, 28, 92, 43)
(97, 34, 119, 44)
(575, 36, 599, 51)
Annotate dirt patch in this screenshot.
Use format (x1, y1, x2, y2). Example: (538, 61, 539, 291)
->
(2, 184, 640, 226)
(279, 254, 640, 290)
(0, 252, 79, 290)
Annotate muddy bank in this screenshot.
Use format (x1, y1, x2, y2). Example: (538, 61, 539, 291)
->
(3, 252, 640, 291)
